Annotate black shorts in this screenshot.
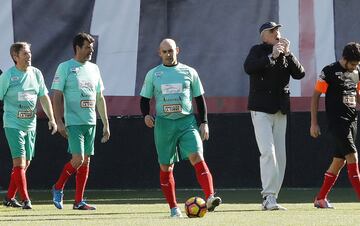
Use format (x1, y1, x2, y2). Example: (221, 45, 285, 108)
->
(328, 120, 357, 159)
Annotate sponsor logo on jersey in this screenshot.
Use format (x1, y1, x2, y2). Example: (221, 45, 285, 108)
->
(78, 80, 95, 89)
(319, 71, 326, 80)
(155, 71, 163, 78)
(80, 100, 95, 108)
(71, 67, 80, 74)
(161, 83, 182, 94)
(163, 104, 182, 113)
(53, 75, 60, 83)
(11, 76, 19, 81)
(163, 97, 181, 102)
(343, 95, 356, 108)
(18, 91, 37, 101)
(17, 110, 34, 119)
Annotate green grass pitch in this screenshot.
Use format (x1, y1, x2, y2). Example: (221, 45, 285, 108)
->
(0, 188, 359, 226)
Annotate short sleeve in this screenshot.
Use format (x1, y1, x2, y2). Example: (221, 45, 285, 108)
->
(314, 70, 328, 93)
(0, 72, 10, 100)
(51, 63, 67, 91)
(96, 66, 104, 93)
(190, 68, 204, 97)
(36, 69, 49, 97)
(140, 71, 154, 98)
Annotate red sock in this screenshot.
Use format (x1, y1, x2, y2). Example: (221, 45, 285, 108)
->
(160, 170, 177, 208)
(55, 162, 77, 190)
(317, 172, 337, 200)
(347, 163, 360, 199)
(194, 161, 214, 199)
(6, 168, 18, 199)
(75, 164, 89, 203)
(13, 167, 29, 201)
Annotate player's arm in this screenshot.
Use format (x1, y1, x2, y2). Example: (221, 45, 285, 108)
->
(39, 94, 57, 135)
(96, 91, 110, 143)
(357, 82, 360, 104)
(310, 90, 321, 138)
(140, 96, 154, 128)
(53, 90, 67, 138)
(310, 79, 327, 138)
(195, 95, 209, 141)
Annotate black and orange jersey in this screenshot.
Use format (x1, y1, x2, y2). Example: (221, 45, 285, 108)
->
(314, 62, 360, 122)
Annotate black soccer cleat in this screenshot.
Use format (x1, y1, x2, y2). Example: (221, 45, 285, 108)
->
(3, 197, 22, 208)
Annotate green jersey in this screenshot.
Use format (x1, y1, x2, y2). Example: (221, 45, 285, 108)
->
(51, 59, 104, 126)
(0, 66, 48, 131)
(140, 63, 204, 120)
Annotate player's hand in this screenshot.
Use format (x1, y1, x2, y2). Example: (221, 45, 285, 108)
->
(101, 126, 110, 143)
(280, 38, 290, 56)
(199, 123, 209, 141)
(272, 42, 284, 59)
(48, 120, 57, 135)
(144, 115, 155, 128)
(310, 124, 321, 138)
(57, 121, 68, 139)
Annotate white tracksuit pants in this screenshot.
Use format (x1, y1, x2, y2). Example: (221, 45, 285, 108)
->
(250, 111, 287, 198)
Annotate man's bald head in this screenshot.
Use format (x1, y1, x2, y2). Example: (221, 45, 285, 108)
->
(159, 39, 177, 49)
(158, 38, 179, 66)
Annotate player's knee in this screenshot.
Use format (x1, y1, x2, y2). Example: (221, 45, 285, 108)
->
(189, 152, 204, 165)
(71, 157, 84, 168)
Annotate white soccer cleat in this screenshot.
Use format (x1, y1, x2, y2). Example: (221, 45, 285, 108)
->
(170, 207, 183, 218)
(206, 195, 222, 212)
(262, 195, 287, 211)
(314, 198, 334, 209)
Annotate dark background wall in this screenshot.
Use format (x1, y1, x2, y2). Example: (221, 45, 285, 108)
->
(0, 113, 352, 190)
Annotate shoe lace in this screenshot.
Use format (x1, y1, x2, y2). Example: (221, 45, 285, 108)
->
(267, 195, 277, 205)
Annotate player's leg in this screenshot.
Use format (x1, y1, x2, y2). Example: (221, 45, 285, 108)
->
(179, 115, 221, 212)
(159, 163, 180, 217)
(343, 120, 360, 199)
(52, 126, 84, 209)
(154, 117, 181, 217)
(250, 111, 283, 210)
(314, 157, 344, 208)
(3, 128, 31, 209)
(4, 167, 21, 207)
(73, 125, 96, 210)
(344, 153, 360, 199)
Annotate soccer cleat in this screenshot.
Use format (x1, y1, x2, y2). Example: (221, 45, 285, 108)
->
(51, 185, 64, 209)
(73, 201, 96, 210)
(314, 198, 334, 209)
(262, 195, 287, 211)
(22, 200, 32, 209)
(3, 197, 22, 208)
(170, 206, 183, 218)
(206, 195, 222, 212)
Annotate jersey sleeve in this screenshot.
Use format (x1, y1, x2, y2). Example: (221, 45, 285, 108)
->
(314, 70, 328, 93)
(51, 63, 67, 91)
(95, 66, 104, 93)
(190, 68, 204, 97)
(140, 70, 154, 98)
(36, 69, 49, 97)
(0, 72, 10, 100)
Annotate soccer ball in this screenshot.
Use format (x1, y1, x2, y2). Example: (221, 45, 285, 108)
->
(184, 196, 207, 218)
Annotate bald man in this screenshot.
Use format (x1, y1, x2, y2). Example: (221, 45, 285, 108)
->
(140, 38, 221, 218)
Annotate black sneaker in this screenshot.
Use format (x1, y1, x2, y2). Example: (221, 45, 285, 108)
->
(22, 200, 32, 209)
(3, 197, 22, 208)
(73, 201, 96, 210)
